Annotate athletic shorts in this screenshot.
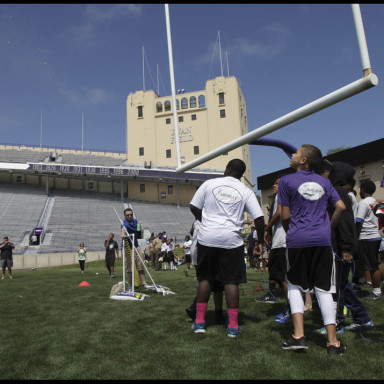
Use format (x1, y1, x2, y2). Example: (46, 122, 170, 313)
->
(358, 240, 381, 271)
(258, 251, 268, 260)
(268, 247, 287, 282)
(185, 254, 192, 263)
(105, 254, 116, 268)
(0, 259, 13, 269)
(196, 242, 246, 285)
(286, 246, 335, 293)
(126, 245, 144, 273)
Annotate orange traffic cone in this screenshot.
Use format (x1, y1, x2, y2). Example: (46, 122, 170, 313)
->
(78, 281, 90, 287)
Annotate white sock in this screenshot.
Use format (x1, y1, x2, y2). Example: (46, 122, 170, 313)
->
(372, 287, 382, 296)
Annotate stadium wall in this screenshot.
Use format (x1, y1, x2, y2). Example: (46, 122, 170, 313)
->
(12, 251, 106, 270)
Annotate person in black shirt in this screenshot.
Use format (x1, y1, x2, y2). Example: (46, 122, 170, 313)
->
(0, 237, 15, 279)
(105, 233, 119, 278)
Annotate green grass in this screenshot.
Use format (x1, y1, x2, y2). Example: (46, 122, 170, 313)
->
(1, 257, 383, 380)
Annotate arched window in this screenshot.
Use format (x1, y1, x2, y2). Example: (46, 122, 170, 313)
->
(190, 96, 197, 108)
(156, 102, 163, 113)
(181, 97, 188, 109)
(198, 95, 205, 108)
(164, 100, 171, 112)
(176, 99, 180, 110)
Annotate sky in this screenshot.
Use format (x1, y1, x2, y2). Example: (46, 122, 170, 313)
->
(0, 4, 383, 191)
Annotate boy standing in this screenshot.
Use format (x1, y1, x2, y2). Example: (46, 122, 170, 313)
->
(356, 179, 382, 300)
(278, 144, 346, 354)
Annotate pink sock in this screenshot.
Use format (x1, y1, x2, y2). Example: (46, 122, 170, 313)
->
(195, 302, 208, 324)
(228, 308, 239, 330)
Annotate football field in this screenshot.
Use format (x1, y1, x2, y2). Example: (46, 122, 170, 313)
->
(1, 257, 383, 380)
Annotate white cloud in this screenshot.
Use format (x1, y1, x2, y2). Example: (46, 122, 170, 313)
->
(228, 24, 290, 59)
(67, 4, 142, 45)
(85, 4, 142, 23)
(194, 23, 290, 66)
(58, 84, 115, 107)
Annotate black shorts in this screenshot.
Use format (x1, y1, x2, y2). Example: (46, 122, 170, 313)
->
(105, 254, 116, 268)
(268, 247, 287, 282)
(358, 240, 381, 271)
(286, 246, 335, 292)
(196, 242, 246, 285)
(185, 254, 192, 263)
(166, 251, 174, 263)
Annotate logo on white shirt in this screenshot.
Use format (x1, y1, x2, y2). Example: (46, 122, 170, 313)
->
(298, 182, 324, 201)
(213, 186, 242, 204)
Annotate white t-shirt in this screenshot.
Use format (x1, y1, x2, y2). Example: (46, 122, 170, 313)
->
(190, 176, 264, 248)
(161, 242, 168, 253)
(356, 196, 380, 240)
(349, 192, 357, 220)
(183, 240, 192, 255)
(271, 192, 286, 249)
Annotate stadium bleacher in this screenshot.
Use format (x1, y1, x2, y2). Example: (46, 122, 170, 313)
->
(38, 190, 123, 253)
(0, 184, 47, 244)
(128, 199, 194, 243)
(0, 183, 194, 254)
(0, 147, 196, 254)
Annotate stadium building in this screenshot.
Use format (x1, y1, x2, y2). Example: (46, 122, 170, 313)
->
(0, 75, 255, 265)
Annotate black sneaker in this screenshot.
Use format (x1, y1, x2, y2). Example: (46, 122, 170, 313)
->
(282, 335, 308, 350)
(186, 307, 196, 321)
(255, 294, 277, 303)
(327, 341, 346, 355)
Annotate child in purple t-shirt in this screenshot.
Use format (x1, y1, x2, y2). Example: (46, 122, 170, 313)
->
(278, 144, 346, 355)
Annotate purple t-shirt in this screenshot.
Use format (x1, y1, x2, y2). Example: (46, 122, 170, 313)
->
(278, 170, 341, 248)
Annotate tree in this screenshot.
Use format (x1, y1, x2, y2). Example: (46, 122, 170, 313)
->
(326, 146, 350, 155)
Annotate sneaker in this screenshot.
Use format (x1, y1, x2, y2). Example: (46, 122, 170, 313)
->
(110, 275, 115, 279)
(312, 325, 344, 335)
(327, 341, 346, 355)
(9, 276, 13, 279)
(275, 308, 290, 319)
(255, 294, 277, 304)
(1, 276, 3, 280)
(143, 284, 151, 289)
(282, 335, 308, 350)
(186, 307, 196, 321)
(364, 293, 382, 300)
(191, 322, 206, 334)
(344, 320, 374, 332)
(227, 327, 241, 338)
(275, 311, 291, 324)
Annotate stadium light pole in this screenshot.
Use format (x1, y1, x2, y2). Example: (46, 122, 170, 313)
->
(82, 113, 84, 152)
(165, 4, 181, 168)
(40, 110, 43, 149)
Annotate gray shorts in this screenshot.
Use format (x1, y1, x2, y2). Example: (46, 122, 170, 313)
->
(0, 259, 13, 269)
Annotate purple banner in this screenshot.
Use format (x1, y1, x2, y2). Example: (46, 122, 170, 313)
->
(27, 162, 221, 181)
